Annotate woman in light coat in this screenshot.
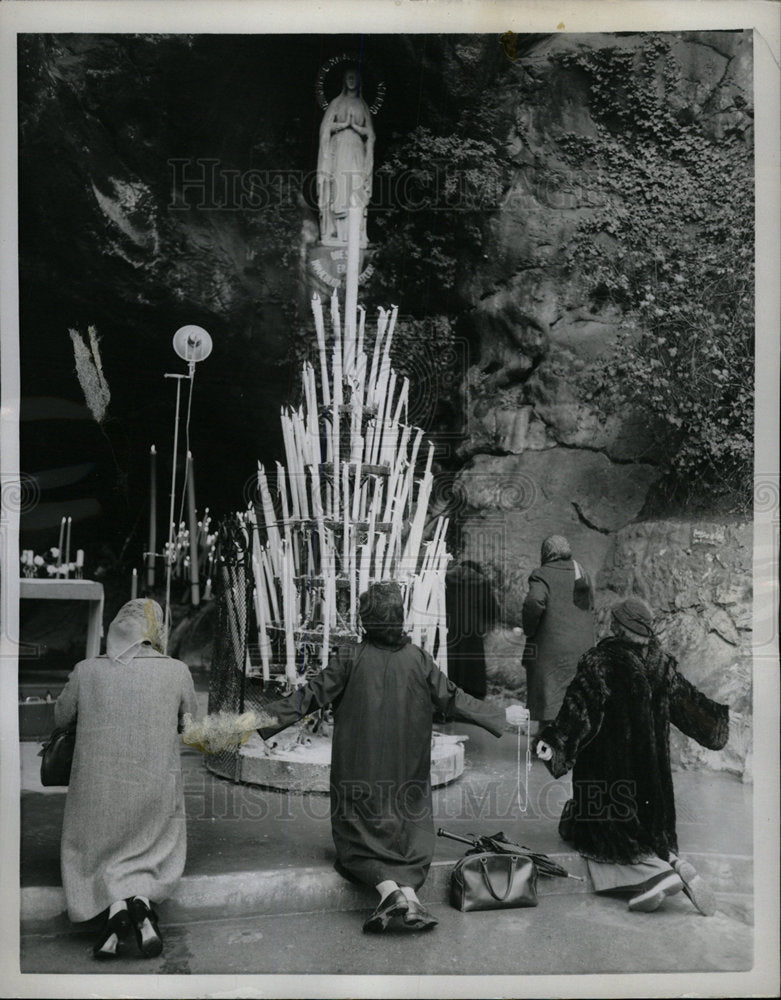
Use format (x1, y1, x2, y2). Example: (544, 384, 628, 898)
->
(55, 598, 198, 959)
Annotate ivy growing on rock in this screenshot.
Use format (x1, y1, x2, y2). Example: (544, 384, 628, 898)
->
(557, 37, 754, 511)
(369, 126, 511, 314)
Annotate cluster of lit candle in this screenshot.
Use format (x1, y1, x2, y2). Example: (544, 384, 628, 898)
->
(239, 289, 450, 687)
(139, 444, 216, 604)
(131, 507, 217, 601)
(163, 513, 217, 583)
(19, 544, 85, 579)
(20, 516, 85, 579)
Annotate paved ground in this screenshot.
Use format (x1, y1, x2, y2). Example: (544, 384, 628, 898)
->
(20, 892, 754, 977)
(16, 718, 757, 980)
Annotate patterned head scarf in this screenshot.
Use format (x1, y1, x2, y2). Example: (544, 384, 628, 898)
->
(541, 535, 572, 564)
(106, 598, 165, 664)
(359, 581, 406, 648)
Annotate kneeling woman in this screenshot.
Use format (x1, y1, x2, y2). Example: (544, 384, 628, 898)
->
(55, 599, 198, 959)
(259, 581, 512, 933)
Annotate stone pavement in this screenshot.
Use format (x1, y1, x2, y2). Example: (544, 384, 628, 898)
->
(17, 720, 756, 978)
(21, 892, 754, 977)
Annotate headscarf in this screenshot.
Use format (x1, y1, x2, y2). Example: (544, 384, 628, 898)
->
(541, 535, 572, 564)
(106, 598, 165, 665)
(359, 581, 407, 648)
(611, 597, 655, 639)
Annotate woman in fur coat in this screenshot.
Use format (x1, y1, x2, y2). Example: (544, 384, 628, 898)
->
(536, 597, 729, 915)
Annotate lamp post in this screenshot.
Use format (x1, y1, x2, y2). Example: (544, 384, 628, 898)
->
(163, 325, 212, 652)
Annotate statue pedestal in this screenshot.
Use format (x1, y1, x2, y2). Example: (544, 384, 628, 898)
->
(307, 243, 374, 297)
(206, 732, 466, 792)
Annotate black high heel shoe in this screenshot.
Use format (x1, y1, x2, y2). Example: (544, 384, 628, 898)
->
(128, 897, 163, 958)
(92, 908, 132, 960)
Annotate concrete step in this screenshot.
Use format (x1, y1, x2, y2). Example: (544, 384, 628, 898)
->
(21, 848, 752, 933)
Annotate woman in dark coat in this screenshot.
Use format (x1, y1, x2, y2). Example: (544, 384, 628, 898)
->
(258, 581, 509, 933)
(445, 559, 498, 699)
(536, 597, 729, 914)
(521, 535, 595, 725)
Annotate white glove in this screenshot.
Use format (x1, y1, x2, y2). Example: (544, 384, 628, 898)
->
(535, 740, 553, 761)
(505, 704, 530, 727)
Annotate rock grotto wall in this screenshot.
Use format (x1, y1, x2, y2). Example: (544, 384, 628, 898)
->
(18, 31, 755, 775)
(450, 31, 754, 777)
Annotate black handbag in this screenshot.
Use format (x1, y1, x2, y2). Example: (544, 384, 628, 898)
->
(449, 851, 538, 912)
(38, 725, 77, 786)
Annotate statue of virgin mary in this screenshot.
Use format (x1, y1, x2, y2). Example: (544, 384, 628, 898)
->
(317, 66, 375, 247)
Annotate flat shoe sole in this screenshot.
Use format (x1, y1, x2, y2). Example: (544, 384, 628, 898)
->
(402, 902, 438, 930)
(628, 874, 683, 912)
(363, 901, 408, 934)
(403, 917, 438, 931)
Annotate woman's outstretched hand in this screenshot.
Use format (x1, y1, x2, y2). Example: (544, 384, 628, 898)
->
(535, 740, 553, 761)
(505, 704, 529, 728)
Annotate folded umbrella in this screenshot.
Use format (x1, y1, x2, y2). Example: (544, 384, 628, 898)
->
(437, 828, 583, 880)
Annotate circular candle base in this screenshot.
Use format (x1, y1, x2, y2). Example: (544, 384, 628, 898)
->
(206, 732, 466, 792)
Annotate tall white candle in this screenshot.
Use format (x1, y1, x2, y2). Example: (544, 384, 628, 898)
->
(57, 517, 65, 568)
(64, 517, 72, 578)
(186, 451, 200, 606)
(251, 555, 271, 681)
(309, 463, 327, 564)
(349, 510, 357, 629)
(344, 203, 362, 374)
(321, 573, 333, 669)
(282, 544, 297, 686)
(292, 410, 311, 519)
(312, 293, 331, 407)
(342, 463, 350, 576)
(281, 414, 301, 521)
(277, 459, 300, 582)
(349, 390, 362, 462)
(356, 304, 366, 369)
(260, 546, 281, 622)
(331, 291, 343, 407)
(332, 404, 340, 520)
(304, 364, 320, 466)
(367, 308, 387, 408)
(131, 567, 138, 599)
(364, 418, 377, 465)
(358, 540, 371, 597)
(373, 531, 386, 581)
(257, 463, 282, 575)
(351, 460, 362, 523)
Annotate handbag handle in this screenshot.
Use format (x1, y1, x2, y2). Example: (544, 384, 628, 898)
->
(479, 855, 517, 902)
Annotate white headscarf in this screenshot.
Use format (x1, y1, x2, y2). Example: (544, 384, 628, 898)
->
(105, 598, 165, 665)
